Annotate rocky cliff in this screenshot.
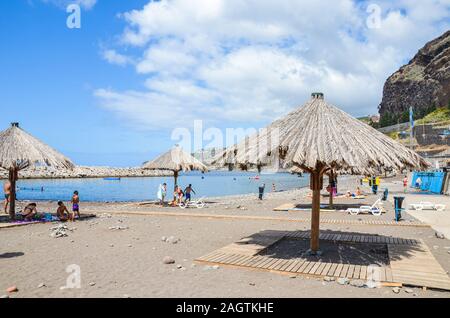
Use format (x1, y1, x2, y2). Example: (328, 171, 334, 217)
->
(379, 30, 450, 122)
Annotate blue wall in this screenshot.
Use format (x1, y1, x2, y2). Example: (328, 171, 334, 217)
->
(411, 171, 446, 194)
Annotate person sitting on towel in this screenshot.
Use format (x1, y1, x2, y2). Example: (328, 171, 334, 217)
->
(57, 201, 71, 221)
(22, 203, 37, 221)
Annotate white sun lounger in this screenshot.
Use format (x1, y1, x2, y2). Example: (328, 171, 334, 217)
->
(408, 202, 446, 211)
(347, 198, 383, 216)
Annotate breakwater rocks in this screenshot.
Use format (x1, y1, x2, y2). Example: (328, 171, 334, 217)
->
(0, 166, 173, 179)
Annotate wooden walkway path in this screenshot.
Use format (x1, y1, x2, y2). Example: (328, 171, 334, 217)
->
(82, 210, 428, 228)
(0, 214, 96, 229)
(196, 231, 450, 291)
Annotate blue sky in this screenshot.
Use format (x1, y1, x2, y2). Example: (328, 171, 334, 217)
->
(1, 0, 449, 167)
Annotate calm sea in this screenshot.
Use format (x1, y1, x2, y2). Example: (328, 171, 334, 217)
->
(14, 171, 309, 202)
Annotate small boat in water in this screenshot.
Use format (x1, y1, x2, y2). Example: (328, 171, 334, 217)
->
(103, 177, 121, 181)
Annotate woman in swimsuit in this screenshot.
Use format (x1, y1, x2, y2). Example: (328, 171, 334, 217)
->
(22, 203, 37, 221)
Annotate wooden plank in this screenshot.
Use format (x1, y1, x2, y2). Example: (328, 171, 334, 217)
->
(234, 255, 254, 266)
(273, 259, 292, 271)
(198, 251, 222, 262)
(225, 254, 249, 264)
(327, 263, 338, 276)
(290, 260, 307, 273)
(379, 267, 386, 282)
(285, 260, 303, 272)
(359, 266, 367, 280)
(346, 265, 355, 278)
(207, 252, 229, 263)
(279, 260, 296, 271)
(333, 264, 344, 277)
(260, 258, 280, 269)
(227, 254, 249, 265)
(385, 267, 393, 283)
(268, 259, 285, 270)
(308, 262, 322, 275)
(353, 265, 361, 279)
(340, 264, 349, 278)
(302, 262, 316, 274)
(296, 261, 311, 273)
(252, 257, 272, 268)
(217, 253, 241, 264)
(320, 263, 332, 276)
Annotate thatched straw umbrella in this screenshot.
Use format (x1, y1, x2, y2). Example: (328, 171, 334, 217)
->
(0, 123, 75, 219)
(214, 93, 429, 254)
(143, 145, 208, 189)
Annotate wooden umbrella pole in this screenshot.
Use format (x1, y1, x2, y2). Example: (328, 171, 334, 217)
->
(173, 170, 179, 203)
(8, 166, 18, 220)
(310, 169, 323, 253)
(329, 171, 334, 209)
(174, 170, 179, 188)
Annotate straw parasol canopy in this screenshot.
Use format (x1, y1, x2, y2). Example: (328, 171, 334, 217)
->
(143, 145, 208, 189)
(214, 93, 429, 253)
(0, 123, 75, 219)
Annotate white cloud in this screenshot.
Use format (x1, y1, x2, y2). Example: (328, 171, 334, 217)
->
(96, 0, 450, 130)
(101, 49, 133, 66)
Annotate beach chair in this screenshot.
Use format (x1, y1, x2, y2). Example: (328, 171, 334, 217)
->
(347, 198, 383, 216)
(179, 197, 206, 209)
(408, 202, 446, 211)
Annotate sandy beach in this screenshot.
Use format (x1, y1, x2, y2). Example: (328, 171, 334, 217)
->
(1, 175, 450, 298)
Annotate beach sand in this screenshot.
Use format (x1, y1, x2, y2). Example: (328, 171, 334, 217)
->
(1, 176, 450, 298)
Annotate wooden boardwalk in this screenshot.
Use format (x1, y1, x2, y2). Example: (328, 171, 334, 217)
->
(196, 231, 450, 291)
(0, 214, 96, 229)
(82, 209, 428, 227)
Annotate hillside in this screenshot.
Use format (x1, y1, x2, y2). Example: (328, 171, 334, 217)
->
(379, 31, 450, 127)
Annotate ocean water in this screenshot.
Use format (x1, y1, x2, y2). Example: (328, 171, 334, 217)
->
(14, 171, 309, 202)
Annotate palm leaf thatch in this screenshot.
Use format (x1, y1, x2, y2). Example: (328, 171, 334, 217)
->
(0, 123, 75, 219)
(214, 94, 429, 174)
(0, 123, 74, 170)
(143, 145, 208, 189)
(213, 93, 429, 253)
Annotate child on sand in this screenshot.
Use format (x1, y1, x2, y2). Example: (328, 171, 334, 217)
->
(57, 201, 72, 222)
(71, 191, 80, 219)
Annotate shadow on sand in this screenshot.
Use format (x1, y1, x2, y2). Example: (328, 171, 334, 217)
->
(234, 229, 425, 266)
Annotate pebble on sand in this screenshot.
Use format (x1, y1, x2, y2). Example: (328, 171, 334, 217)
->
(349, 280, 365, 288)
(392, 287, 401, 294)
(337, 278, 349, 285)
(6, 286, 18, 293)
(163, 256, 175, 264)
(435, 231, 445, 239)
(37, 283, 46, 288)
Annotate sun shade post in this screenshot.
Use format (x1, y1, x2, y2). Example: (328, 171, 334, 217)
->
(310, 166, 324, 253)
(328, 171, 334, 209)
(174, 170, 179, 189)
(8, 166, 18, 220)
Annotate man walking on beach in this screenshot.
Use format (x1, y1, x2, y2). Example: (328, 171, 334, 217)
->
(3, 180, 11, 214)
(184, 184, 196, 202)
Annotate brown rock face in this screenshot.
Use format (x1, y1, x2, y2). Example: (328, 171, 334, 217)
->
(379, 31, 450, 119)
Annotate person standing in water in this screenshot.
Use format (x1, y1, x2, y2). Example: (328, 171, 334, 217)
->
(3, 180, 11, 215)
(184, 184, 196, 202)
(71, 191, 80, 219)
(258, 184, 266, 200)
